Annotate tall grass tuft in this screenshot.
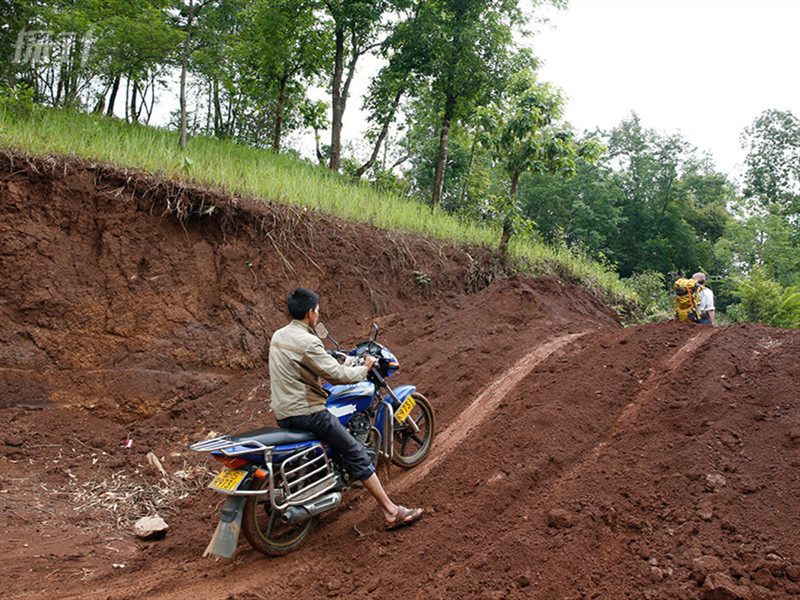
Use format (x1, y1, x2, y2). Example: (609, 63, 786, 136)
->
(0, 106, 636, 308)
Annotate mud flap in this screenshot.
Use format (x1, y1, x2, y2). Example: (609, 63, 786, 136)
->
(203, 495, 245, 559)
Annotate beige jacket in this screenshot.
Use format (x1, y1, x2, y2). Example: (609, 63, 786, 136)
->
(268, 320, 369, 420)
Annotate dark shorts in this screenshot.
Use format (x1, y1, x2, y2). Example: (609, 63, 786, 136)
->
(277, 410, 375, 482)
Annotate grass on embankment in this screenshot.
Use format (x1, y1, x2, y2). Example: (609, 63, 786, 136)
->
(0, 106, 635, 309)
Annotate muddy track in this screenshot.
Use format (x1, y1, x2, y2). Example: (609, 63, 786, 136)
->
(392, 332, 587, 492)
(530, 328, 719, 506)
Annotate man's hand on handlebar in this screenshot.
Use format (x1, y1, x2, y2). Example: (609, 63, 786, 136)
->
(338, 353, 378, 369)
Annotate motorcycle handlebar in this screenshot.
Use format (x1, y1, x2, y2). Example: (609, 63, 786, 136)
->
(328, 350, 378, 371)
(326, 349, 349, 362)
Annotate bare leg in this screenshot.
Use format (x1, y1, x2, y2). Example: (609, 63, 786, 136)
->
(362, 473, 424, 528)
(362, 473, 397, 520)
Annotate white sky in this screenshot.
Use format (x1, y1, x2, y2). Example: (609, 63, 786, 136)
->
(529, 0, 800, 180)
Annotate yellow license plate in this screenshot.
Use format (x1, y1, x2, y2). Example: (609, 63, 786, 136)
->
(209, 468, 247, 492)
(395, 396, 416, 423)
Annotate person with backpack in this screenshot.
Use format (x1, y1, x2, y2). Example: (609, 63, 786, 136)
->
(674, 272, 716, 325)
(692, 272, 716, 325)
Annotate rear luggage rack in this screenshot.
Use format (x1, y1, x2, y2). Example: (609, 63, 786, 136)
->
(190, 435, 271, 456)
(192, 437, 338, 505)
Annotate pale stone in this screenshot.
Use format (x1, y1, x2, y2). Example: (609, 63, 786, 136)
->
(134, 515, 169, 539)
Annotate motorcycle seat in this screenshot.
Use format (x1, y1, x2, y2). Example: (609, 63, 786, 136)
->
(230, 426, 318, 448)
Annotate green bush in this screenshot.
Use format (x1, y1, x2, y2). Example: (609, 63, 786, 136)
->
(622, 270, 673, 323)
(728, 266, 800, 328)
(0, 84, 37, 118)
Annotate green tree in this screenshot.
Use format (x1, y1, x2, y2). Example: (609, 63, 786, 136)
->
(741, 109, 800, 223)
(414, 0, 540, 208)
(481, 68, 603, 255)
(353, 0, 426, 180)
(714, 208, 800, 288)
(174, 0, 220, 149)
(86, 0, 181, 121)
(399, 90, 483, 212)
(324, 0, 394, 172)
(237, 0, 331, 152)
(0, 1, 33, 86)
(5, 0, 96, 108)
(606, 114, 702, 277)
(186, 0, 245, 138)
(521, 158, 622, 263)
(680, 160, 735, 277)
(715, 110, 800, 292)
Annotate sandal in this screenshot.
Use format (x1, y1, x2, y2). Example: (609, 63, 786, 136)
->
(385, 506, 423, 530)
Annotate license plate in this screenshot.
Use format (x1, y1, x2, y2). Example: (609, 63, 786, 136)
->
(395, 396, 416, 423)
(209, 468, 247, 492)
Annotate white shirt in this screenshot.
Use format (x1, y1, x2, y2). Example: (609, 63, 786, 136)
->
(698, 287, 715, 314)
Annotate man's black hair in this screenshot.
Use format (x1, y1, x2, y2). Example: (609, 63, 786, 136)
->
(287, 287, 320, 320)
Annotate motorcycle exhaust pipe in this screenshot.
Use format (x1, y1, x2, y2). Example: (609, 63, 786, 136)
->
(281, 491, 342, 524)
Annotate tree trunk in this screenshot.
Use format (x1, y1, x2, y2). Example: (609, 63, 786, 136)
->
(431, 94, 457, 209)
(54, 76, 63, 108)
(460, 137, 477, 205)
(499, 225, 511, 257)
(354, 86, 404, 180)
(132, 80, 144, 122)
(123, 77, 130, 121)
(106, 75, 120, 117)
(329, 27, 362, 171)
(498, 171, 521, 259)
(62, 37, 78, 107)
(315, 128, 324, 164)
(329, 26, 346, 171)
(179, 0, 195, 150)
(144, 80, 155, 124)
(93, 92, 106, 114)
(272, 78, 287, 153)
(510, 170, 521, 198)
(129, 79, 137, 122)
(213, 77, 222, 137)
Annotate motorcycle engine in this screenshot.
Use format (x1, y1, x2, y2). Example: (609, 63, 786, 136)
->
(346, 413, 371, 446)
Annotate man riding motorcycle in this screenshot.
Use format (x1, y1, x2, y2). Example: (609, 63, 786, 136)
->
(268, 287, 424, 530)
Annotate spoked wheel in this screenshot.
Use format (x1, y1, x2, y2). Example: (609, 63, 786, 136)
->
(392, 392, 435, 468)
(241, 475, 317, 556)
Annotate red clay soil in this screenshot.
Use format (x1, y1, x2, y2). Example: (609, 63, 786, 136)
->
(1, 152, 799, 600)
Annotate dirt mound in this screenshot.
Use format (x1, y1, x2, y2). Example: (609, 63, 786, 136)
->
(2, 153, 799, 600)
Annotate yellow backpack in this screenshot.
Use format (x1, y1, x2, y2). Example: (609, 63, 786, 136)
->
(674, 278, 702, 322)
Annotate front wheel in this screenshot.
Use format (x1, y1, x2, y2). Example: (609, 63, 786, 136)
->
(392, 392, 435, 468)
(241, 475, 317, 556)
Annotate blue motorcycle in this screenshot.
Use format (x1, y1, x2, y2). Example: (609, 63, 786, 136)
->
(190, 323, 435, 558)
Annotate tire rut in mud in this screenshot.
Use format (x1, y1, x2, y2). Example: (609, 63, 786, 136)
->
(390, 332, 587, 493)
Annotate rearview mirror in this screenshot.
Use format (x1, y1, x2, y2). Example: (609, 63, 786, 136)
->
(315, 322, 329, 340)
(315, 322, 341, 350)
(369, 323, 379, 342)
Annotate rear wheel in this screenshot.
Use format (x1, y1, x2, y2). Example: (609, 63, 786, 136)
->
(391, 392, 435, 468)
(241, 475, 317, 556)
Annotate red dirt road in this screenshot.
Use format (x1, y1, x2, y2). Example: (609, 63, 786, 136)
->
(2, 153, 799, 600)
